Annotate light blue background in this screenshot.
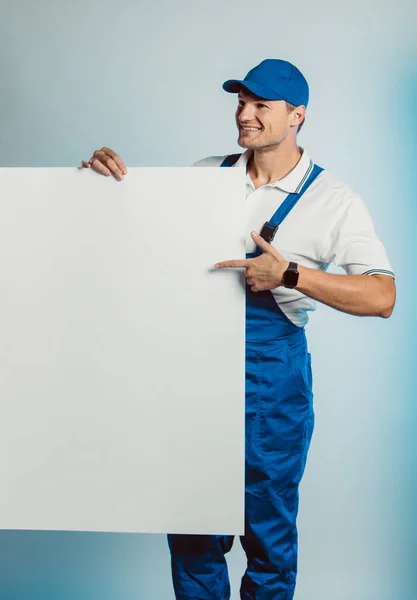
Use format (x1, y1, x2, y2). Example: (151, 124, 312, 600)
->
(1, 1, 416, 599)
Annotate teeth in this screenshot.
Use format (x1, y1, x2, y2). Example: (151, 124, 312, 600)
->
(241, 127, 261, 131)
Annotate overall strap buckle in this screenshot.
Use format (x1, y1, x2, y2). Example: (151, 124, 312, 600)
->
(259, 221, 279, 243)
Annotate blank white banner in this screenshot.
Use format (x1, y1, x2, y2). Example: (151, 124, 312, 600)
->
(0, 167, 246, 535)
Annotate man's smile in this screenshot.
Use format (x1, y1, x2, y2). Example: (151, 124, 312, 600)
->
(239, 125, 262, 132)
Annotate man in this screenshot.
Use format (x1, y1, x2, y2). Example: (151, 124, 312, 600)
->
(82, 59, 396, 600)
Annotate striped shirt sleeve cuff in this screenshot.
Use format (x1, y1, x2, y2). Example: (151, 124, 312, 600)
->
(362, 268, 395, 277)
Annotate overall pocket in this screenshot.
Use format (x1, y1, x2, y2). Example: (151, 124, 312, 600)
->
(255, 340, 313, 454)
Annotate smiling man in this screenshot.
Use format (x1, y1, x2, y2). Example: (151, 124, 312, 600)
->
(82, 58, 396, 600)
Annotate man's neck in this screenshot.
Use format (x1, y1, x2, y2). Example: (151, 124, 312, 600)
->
(247, 143, 302, 188)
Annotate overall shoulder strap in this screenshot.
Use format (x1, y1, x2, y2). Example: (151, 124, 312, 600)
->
(220, 153, 242, 167)
(220, 155, 324, 240)
(269, 163, 324, 227)
(256, 163, 324, 249)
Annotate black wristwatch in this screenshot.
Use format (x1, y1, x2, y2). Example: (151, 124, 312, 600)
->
(282, 262, 299, 289)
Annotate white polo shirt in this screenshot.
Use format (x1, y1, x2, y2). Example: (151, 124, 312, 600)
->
(194, 148, 395, 327)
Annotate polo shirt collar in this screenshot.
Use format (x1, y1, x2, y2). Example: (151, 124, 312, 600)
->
(234, 147, 313, 194)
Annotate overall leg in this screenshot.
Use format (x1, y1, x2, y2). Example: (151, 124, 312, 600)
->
(240, 338, 314, 600)
(168, 534, 234, 599)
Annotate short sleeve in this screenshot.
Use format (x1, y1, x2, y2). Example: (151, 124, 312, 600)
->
(327, 195, 395, 278)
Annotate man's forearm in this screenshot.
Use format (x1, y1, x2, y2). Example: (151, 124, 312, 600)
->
(296, 266, 396, 318)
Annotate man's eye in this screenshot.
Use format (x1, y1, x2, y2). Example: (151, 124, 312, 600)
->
(258, 104, 268, 109)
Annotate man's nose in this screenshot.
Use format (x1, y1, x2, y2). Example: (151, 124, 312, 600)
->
(238, 104, 256, 122)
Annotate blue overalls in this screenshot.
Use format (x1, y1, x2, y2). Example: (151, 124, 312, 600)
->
(168, 155, 324, 600)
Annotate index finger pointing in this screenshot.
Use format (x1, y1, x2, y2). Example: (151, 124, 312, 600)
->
(214, 259, 249, 269)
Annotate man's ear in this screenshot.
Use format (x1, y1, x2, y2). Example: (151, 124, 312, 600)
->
(290, 106, 306, 128)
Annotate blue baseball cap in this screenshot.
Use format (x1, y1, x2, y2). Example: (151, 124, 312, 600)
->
(222, 59, 309, 107)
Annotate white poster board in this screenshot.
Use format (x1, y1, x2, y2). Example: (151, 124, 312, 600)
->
(0, 167, 246, 535)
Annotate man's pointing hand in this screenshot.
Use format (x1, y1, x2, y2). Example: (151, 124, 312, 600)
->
(214, 232, 290, 292)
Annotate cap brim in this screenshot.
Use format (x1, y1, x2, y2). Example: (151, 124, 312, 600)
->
(222, 79, 284, 101)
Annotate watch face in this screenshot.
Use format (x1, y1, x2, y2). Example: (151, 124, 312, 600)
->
(284, 269, 299, 288)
